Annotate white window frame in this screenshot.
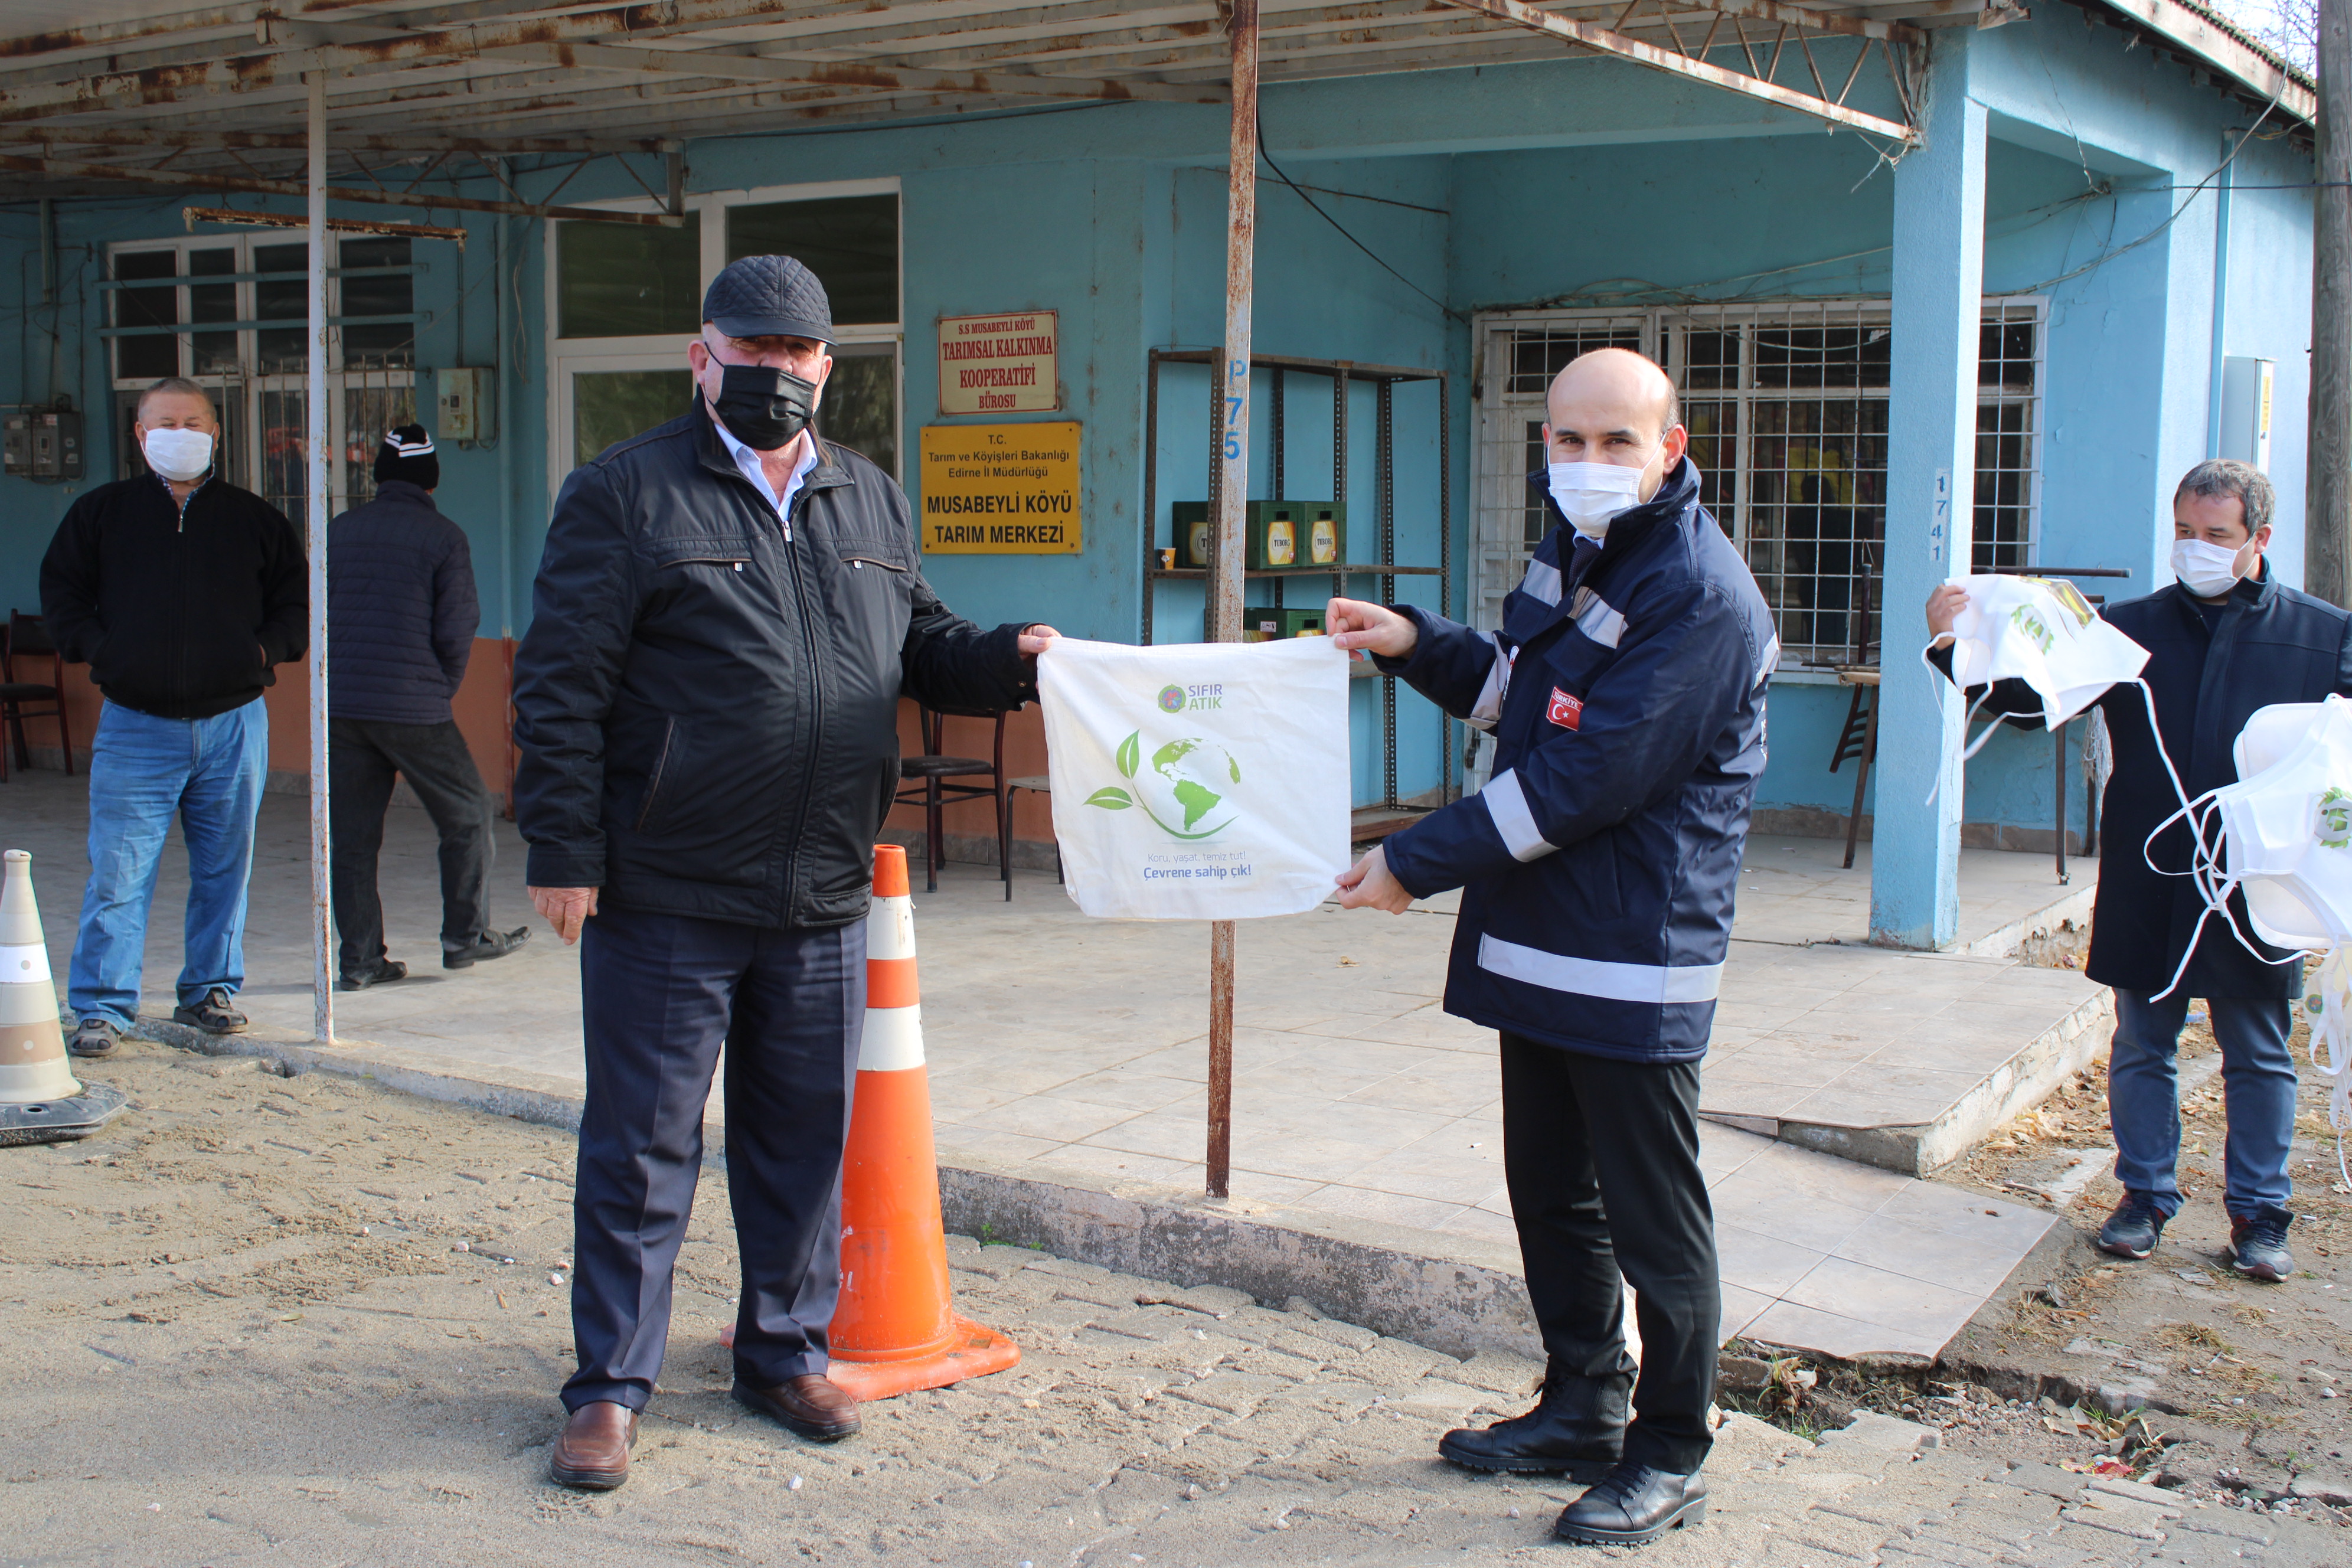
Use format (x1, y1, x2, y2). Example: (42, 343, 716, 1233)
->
(1471, 297, 2046, 681)
(105, 233, 419, 515)
(544, 177, 904, 501)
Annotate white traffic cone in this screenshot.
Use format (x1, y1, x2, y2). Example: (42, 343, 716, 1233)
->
(0, 850, 125, 1146)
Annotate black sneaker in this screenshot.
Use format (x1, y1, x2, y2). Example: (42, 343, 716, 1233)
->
(68, 1017, 123, 1058)
(1553, 1461, 1708, 1546)
(2229, 1211, 2294, 1282)
(337, 957, 409, 993)
(445, 926, 531, 970)
(2098, 1191, 2168, 1260)
(172, 987, 246, 1034)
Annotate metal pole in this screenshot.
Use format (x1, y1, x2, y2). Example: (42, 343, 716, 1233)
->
(2313, 0, 2352, 607)
(1206, 0, 1258, 1202)
(306, 71, 334, 1043)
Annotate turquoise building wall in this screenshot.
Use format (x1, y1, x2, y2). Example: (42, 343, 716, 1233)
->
(0, 17, 2316, 834)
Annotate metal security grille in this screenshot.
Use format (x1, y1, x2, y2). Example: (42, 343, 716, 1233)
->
(1473, 298, 2044, 666)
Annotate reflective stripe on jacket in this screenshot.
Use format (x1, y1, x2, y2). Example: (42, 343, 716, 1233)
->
(1379, 458, 1778, 1063)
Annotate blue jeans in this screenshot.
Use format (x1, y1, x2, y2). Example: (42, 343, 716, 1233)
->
(68, 698, 269, 1028)
(2109, 989, 2298, 1222)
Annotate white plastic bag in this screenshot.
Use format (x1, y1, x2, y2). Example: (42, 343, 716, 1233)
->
(1038, 636, 1351, 919)
(1934, 574, 2152, 752)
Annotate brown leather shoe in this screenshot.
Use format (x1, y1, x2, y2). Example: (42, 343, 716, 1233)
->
(548, 1400, 638, 1489)
(733, 1374, 861, 1441)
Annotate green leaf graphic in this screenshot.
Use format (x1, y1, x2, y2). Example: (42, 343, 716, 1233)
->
(1084, 787, 1132, 809)
(1116, 731, 1140, 779)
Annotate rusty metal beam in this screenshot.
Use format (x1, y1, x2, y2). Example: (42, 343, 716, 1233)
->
(0, 151, 687, 224)
(182, 204, 471, 244)
(471, 38, 1231, 103)
(1205, 0, 1260, 1206)
(0, 123, 671, 156)
(1434, 0, 1916, 139)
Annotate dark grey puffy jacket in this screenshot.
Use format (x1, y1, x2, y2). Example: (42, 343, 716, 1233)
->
(326, 479, 478, 724)
(512, 403, 1035, 930)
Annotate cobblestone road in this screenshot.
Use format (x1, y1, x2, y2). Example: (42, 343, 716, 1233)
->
(6, 1052, 2346, 1565)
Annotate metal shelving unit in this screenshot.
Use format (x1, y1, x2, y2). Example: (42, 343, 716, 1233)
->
(1141, 348, 1453, 821)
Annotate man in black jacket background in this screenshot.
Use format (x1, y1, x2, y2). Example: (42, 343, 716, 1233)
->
(514, 256, 1057, 1491)
(40, 376, 306, 1058)
(326, 424, 528, 992)
(1927, 459, 2352, 1286)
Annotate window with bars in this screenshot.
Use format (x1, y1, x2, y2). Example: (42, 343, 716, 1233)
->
(107, 235, 419, 525)
(1474, 298, 2043, 667)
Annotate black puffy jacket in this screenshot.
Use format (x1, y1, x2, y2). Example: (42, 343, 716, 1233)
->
(512, 404, 1035, 930)
(326, 479, 478, 724)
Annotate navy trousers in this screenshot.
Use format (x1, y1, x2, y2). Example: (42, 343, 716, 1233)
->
(562, 902, 866, 1413)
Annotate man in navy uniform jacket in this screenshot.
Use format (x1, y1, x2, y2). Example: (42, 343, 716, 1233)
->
(1332, 348, 1776, 1547)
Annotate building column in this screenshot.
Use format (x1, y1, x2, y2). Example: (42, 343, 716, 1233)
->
(1869, 32, 1985, 949)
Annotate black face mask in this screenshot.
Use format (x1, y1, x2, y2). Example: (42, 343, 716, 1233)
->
(708, 361, 818, 452)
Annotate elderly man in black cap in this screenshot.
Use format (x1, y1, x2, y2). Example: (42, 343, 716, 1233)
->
(326, 424, 529, 991)
(514, 255, 1059, 1490)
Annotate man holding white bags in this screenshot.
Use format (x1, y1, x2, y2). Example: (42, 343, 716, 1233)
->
(1926, 459, 2352, 1285)
(1331, 348, 1777, 1547)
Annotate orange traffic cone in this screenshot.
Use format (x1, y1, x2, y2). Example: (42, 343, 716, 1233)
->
(824, 845, 1019, 1399)
(1, 849, 126, 1146)
(720, 846, 1019, 1399)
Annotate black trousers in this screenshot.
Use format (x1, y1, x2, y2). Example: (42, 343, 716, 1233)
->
(1501, 1033, 1718, 1473)
(328, 717, 494, 974)
(563, 903, 865, 1413)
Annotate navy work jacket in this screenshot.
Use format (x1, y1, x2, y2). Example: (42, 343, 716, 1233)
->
(1378, 459, 1779, 1063)
(1943, 564, 2352, 999)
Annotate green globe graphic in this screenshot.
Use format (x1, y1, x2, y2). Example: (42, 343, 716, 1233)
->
(1138, 737, 1240, 835)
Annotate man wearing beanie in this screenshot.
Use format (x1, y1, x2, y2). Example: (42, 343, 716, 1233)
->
(514, 254, 1057, 1490)
(325, 423, 528, 991)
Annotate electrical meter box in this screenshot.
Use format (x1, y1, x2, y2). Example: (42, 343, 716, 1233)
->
(5, 409, 83, 479)
(1172, 500, 1348, 571)
(434, 366, 496, 445)
(2220, 356, 2274, 472)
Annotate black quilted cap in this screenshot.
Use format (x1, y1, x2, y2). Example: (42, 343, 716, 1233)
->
(702, 254, 834, 345)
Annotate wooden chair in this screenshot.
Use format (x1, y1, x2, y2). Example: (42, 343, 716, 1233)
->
(1, 610, 74, 783)
(894, 703, 1012, 897)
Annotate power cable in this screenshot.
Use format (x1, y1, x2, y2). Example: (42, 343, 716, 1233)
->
(1253, 129, 1465, 324)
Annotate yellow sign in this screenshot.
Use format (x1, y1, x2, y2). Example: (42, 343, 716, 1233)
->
(919, 422, 1082, 554)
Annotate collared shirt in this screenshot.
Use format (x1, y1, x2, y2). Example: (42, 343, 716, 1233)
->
(711, 417, 816, 534)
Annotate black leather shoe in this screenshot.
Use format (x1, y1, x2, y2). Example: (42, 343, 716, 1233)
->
(1553, 1461, 1707, 1545)
(445, 926, 531, 970)
(1437, 1370, 1628, 1479)
(337, 958, 407, 992)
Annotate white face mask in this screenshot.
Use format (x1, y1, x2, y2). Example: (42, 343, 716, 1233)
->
(1546, 457, 1652, 541)
(2171, 536, 2250, 599)
(141, 426, 214, 483)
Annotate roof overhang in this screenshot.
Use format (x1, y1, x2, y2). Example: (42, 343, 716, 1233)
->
(0, 0, 2308, 213)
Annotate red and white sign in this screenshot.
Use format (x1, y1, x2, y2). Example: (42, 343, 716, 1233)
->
(938, 311, 1059, 415)
(1547, 688, 1583, 731)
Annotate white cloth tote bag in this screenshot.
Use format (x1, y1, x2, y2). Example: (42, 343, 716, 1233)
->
(1037, 636, 1351, 919)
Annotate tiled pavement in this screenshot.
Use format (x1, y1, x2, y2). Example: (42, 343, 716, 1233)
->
(9, 770, 2096, 1359)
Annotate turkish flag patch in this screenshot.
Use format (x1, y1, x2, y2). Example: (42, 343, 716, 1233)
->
(1547, 688, 1583, 731)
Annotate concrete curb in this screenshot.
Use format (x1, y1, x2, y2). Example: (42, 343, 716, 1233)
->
(1717, 982, 2116, 1177)
(123, 1012, 1544, 1359)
